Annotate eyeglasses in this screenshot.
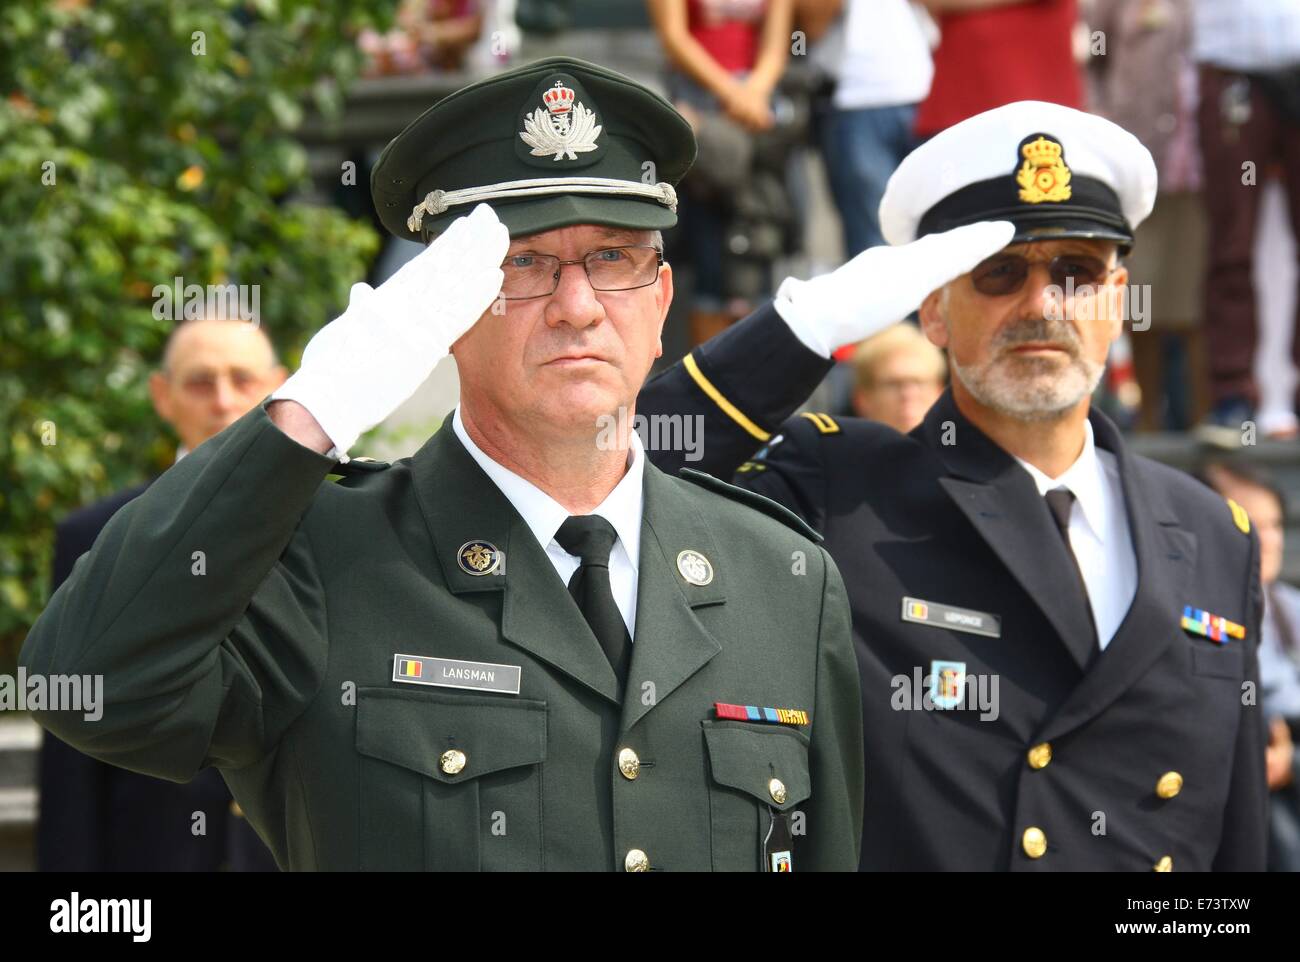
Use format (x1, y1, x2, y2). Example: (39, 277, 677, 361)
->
(498, 245, 664, 300)
(970, 253, 1115, 297)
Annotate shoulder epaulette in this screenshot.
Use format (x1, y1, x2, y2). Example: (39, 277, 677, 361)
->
(799, 411, 840, 435)
(1225, 497, 1251, 534)
(679, 467, 823, 543)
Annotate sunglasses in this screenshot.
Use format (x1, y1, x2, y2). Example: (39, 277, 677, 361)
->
(970, 253, 1115, 297)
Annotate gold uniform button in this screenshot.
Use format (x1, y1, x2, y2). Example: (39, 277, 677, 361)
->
(618, 747, 640, 781)
(1156, 771, 1183, 799)
(440, 749, 467, 775)
(1027, 743, 1053, 769)
(1154, 855, 1173, 872)
(1022, 827, 1047, 859)
(230, 800, 244, 818)
(624, 849, 650, 872)
(769, 778, 787, 805)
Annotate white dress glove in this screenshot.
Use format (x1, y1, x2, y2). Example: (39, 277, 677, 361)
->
(773, 220, 1016, 357)
(272, 203, 509, 456)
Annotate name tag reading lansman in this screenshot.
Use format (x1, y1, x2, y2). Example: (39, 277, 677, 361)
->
(392, 654, 522, 695)
(901, 597, 1001, 638)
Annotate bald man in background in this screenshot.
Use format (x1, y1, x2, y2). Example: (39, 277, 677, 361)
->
(36, 318, 284, 872)
(147, 317, 288, 455)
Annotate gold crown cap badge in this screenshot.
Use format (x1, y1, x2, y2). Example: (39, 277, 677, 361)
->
(1016, 135, 1072, 204)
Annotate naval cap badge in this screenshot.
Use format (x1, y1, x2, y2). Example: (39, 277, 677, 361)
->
(1015, 133, 1072, 204)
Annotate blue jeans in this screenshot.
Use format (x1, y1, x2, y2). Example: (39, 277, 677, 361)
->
(816, 101, 918, 257)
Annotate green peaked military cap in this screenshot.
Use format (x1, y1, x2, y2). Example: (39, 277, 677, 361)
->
(372, 56, 698, 242)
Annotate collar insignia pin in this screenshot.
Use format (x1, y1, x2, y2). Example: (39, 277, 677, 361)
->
(676, 549, 713, 586)
(458, 540, 502, 576)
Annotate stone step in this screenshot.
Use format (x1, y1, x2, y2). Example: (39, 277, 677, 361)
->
(0, 718, 40, 849)
(0, 787, 37, 827)
(0, 717, 39, 788)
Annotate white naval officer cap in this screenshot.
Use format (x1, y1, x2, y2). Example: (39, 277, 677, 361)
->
(879, 100, 1158, 253)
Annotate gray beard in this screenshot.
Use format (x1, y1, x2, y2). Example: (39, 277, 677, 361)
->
(950, 351, 1105, 422)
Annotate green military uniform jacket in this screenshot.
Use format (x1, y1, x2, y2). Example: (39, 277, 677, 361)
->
(22, 401, 863, 871)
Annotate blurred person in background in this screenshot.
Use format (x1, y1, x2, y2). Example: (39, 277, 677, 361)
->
(914, 0, 1084, 140)
(360, 0, 484, 76)
(410, 0, 484, 72)
(1200, 459, 1300, 871)
(146, 318, 288, 455)
(648, 0, 796, 346)
(805, 0, 934, 258)
(36, 317, 283, 872)
(1087, 0, 1207, 432)
(1193, 0, 1300, 441)
(849, 322, 946, 433)
(800, 0, 935, 416)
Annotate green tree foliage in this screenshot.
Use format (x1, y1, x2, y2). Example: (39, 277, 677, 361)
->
(0, 1, 393, 666)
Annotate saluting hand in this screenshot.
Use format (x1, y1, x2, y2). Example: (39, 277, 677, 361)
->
(772, 220, 1016, 357)
(271, 203, 508, 455)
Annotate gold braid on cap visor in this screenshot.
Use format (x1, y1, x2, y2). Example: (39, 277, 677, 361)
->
(406, 177, 679, 233)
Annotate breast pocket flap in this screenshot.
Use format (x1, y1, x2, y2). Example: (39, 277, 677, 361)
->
(703, 721, 811, 812)
(1190, 644, 1244, 680)
(356, 687, 546, 784)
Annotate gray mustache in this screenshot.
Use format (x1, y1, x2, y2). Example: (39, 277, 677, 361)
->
(995, 318, 1082, 355)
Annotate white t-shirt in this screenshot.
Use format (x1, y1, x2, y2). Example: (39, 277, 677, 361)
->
(1193, 0, 1300, 72)
(829, 0, 935, 110)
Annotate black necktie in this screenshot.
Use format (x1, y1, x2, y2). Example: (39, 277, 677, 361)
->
(1045, 486, 1098, 644)
(555, 515, 632, 687)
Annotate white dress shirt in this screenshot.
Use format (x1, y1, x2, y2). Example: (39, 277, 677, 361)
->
(452, 406, 645, 640)
(1013, 420, 1138, 649)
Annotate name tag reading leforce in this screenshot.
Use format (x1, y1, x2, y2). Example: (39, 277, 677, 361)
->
(901, 597, 1001, 638)
(393, 654, 521, 694)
